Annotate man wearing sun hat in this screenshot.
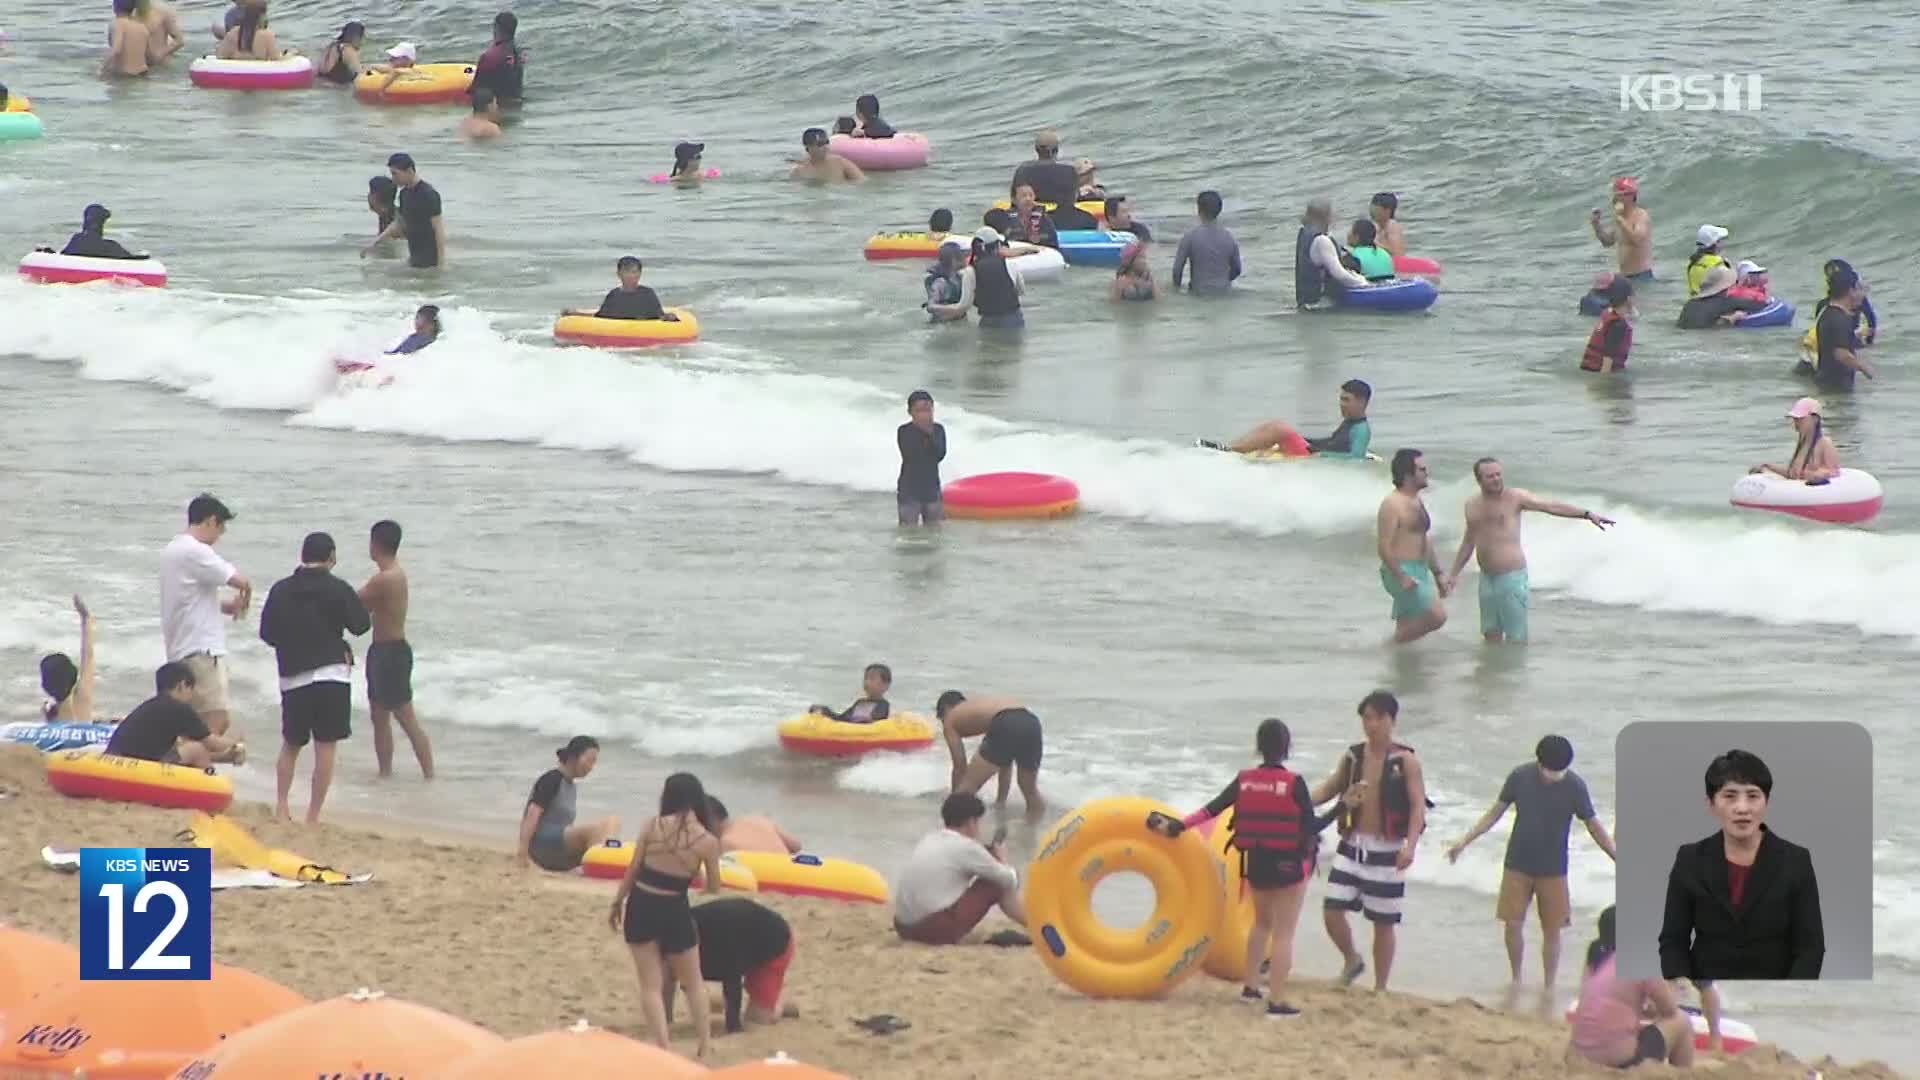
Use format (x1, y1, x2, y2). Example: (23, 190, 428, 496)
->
(1590, 176, 1652, 281)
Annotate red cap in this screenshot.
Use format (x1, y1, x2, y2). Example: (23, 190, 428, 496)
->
(1613, 176, 1639, 196)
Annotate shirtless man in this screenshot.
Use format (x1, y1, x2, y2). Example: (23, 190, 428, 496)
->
(1591, 177, 1653, 282)
(1310, 690, 1428, 991)
(102, 0, 152, 78)
(1368, 193, 1406, 259)
(459, 87, 503, 139)
(789, 127, 864, 183)
(706, 796, 802, 855)
(934, 690, 1043, 813)
(1444, 459, 1613, 644)
(1376, 449, 1447, 644)
(139, 0, 186, 64)
(359, 519, 433, 779)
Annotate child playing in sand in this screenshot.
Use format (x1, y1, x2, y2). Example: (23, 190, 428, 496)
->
(807, 663, 892, 724)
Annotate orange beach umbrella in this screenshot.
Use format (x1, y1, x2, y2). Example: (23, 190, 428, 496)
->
(712, 1052, 851, 1079)
(0, 961, 306, 1079)
(438, 1018, 708, 1078)
(0, 927, 79, 1022)
(169, 987, 503, 1079)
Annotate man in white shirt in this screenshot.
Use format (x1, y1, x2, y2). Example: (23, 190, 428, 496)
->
(158, 494, 251, 737)
(892, 793, 1027, 945)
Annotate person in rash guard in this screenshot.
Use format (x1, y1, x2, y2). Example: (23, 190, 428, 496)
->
(518, 735, 619, 871)
(59, 204, 146, 260)
(1726, 258, 1771, 303)
(851, 93, 893, 138)
(1343, 219, 1395, 281)
(386, 305, 440, 355)
(668, 898, 797, 1033)
(1570, 906, 1695, 1069)
(562, 256, 677, 322)
(1171, 190, 1240, 294)
(895, 390, 946, 524)
(1199, 379, 1374, 459)
(1802, 258, 1878, 355)
(1295, 198, 1367, 308)
(807, 663, 894, 723)
(363, 153, 444, 269)
(472, 12, 524, 104)
(1159, 718, 1343, 1016)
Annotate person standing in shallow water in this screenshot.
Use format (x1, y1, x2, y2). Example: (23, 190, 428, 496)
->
(1443, 457, 1612, 644)
(896, 390, 946, 526)
(360, 519, 432, 779)
(1376, 449, 1447, 644)
(363, 153, 445, 269)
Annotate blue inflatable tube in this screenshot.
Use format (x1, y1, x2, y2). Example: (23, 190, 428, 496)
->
(0, 720, 114, 752)
(1736, 298, 1794, 329)
(1333, 277, 1438, 312)
(1053, 230, 1135, 268)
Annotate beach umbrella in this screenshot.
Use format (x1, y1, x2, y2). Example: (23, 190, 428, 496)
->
(0, 926, 79, 1022)
(169, 987, 503, 1078)
(0, 961, 306, 1079)
(438, 1017, 708, 1078)
(711, 1052, 850, 1079)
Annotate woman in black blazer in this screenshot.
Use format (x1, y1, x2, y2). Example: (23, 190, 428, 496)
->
(1658, 750, 1824, 980)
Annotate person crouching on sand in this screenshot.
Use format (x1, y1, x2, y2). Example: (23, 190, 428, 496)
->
(1157, 718, 1343, 1017)
(1568, 906, 1695, 1069)
(518, 735, 619, 871)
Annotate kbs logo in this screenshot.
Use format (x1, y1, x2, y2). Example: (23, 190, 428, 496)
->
(1619, 73, 1763, 112)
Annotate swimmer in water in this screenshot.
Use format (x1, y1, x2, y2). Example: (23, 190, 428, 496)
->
(386, 305, 440, 355)
(1200, 379, 1373, 459)
(1108, 241, 1159, 302)
(316, 20, 365, 84)
(668, 141, 706, 183)
(924, 238, 967, 317)
(136, 0, 187, 66)
(790, 127, 864, 183)
(1749, 398, 1840, 483)
(807, 663, 893, 724)
(563, 255, 680, 322)
(852, 93, 894, 138)
(216, 2, 291, 61)
(1591, 177, 1652, 282)
(1377, 449, 1448, 644)
(102, 0, 152, 78)
(459, 87, 503, 139)
(367, 175, 398, 238)
(1368, 193, 1405, 259)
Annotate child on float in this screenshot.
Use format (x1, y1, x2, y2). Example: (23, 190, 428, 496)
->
(1158, 718, 1345, 1017)
(807, 663, 892, 724)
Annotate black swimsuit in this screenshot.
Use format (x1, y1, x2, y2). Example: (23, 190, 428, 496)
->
(623, 829, 700, 953)
(318, 44, 356, 85)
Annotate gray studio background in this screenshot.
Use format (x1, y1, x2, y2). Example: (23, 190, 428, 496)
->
(1613, 721, 1873, 980)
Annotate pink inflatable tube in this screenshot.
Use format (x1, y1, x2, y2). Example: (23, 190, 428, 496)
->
(827, 132, 930, 171)
(18, 250, 167, 287)
(188, 56, 316, 91)
(649, 169, 721, 183)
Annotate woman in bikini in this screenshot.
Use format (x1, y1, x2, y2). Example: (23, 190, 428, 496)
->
(609, 771, 723, 1057)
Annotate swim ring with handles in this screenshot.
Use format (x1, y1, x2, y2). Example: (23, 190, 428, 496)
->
(827, 132, 930, 171)
(862, 232, 963, 261)
(1193, 807, 1260, 982)
(990, 198, 1107, 223)
(727, 850, 890, 904)
(19, 250, 167, 287)
(776, 711, 934, 756)
(579, 841, 760, 891)
(1025, 796, 1225, 998)
(354, 63, 474, 104)
(1729, 468, 1882, 525)
(44, 749, 234, 812)
(943, 472, 1080, 520)
(553, 308, 700, 348)
(188, 55, 315, 90)
(1332, 277, 1438, 312)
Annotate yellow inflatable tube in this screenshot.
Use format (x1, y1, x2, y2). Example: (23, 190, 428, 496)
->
(354, 63, 475, 104)
(990, 198, 1107, 222)
(726, 850, 889, 904)
(553, 308, 700, 348)
(182, 813, 367, 884)
(776, 711, 934, 757)
(44, 749, 233, 812)
(4, 94, 31, 113)
(1025, 796, 1224, 998)
(1195, 807, 1258, 981)
(580, 842, 759, 891)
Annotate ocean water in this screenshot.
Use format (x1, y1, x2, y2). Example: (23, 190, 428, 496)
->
(2, 0, 1916, 1068)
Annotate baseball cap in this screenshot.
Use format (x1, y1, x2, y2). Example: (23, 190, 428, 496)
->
(387, 41, 417, 61)
(1695, 263, 1736, 297)
(1034, 128, 1060, 148)
(1613, 176, 1639, 196)
(1786, 397, 1822, 419)
(1696, 224, 1729, 247)
(1073, 156, 1095, 176)
(1735, 259, 1766, 276)
(974, 225, 1004, 245)
(937, 235, 968, 252)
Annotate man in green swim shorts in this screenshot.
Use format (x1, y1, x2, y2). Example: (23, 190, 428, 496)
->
(1443, 458, 1613, 644)
(1376, 449, 1448, 644)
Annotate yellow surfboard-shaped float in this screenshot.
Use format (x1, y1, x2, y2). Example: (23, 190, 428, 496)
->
(181, 813, 372, 885)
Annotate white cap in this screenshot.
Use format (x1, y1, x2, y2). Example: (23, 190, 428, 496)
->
(973, 226, 1004, 245)
(1696, 224, 1729, 247)
(1735, 259, 1766, 276)
(387, 42, 417, 61)
(938, 236, 968, 251)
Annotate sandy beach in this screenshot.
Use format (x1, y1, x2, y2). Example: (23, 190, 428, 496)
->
(0, 746, 1900, 1080)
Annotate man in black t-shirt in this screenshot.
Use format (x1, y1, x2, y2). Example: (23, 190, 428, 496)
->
(363, 153, 444, 269)
(105, 662, 243, 766)
(666, 898, 795, 1033)
(1801, 270, 1876, 389)
(562, 255, 680, 322)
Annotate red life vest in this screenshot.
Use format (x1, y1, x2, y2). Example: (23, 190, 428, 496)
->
(1229, 765, 1303, 853)
(1581, 309, 1631, 372)
(1340, 741, 1427, 841)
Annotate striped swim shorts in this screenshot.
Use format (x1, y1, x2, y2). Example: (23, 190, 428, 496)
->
(1322, 832, 1408, 925)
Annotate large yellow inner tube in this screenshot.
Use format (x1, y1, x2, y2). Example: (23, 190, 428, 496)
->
(1025, 796, 1224, 999)
(552, 308, 700, 347)
(1197, 806, 1258, 981)
(354, 63, 475, 104)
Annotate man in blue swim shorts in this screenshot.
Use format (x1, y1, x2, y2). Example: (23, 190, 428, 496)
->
(1376, 449, 1449, 644)
(1443, 458, 1613, 644)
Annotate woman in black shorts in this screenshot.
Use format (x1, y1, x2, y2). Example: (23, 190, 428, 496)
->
(609, 771, 723, 1057)
(1163, 718, 1342, 1017)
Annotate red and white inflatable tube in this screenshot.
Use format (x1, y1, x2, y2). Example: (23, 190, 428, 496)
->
(1566, 1002, 1757, 1054)
(943, 471, 1080, 520)
(18, 250, 167, 287)
(189, 55, 316, 91)
(1729, 468, 1883, 525)
(827, 132, 931, 171)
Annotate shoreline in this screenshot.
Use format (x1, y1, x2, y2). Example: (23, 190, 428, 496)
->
(2, 747, 1902, 1079)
